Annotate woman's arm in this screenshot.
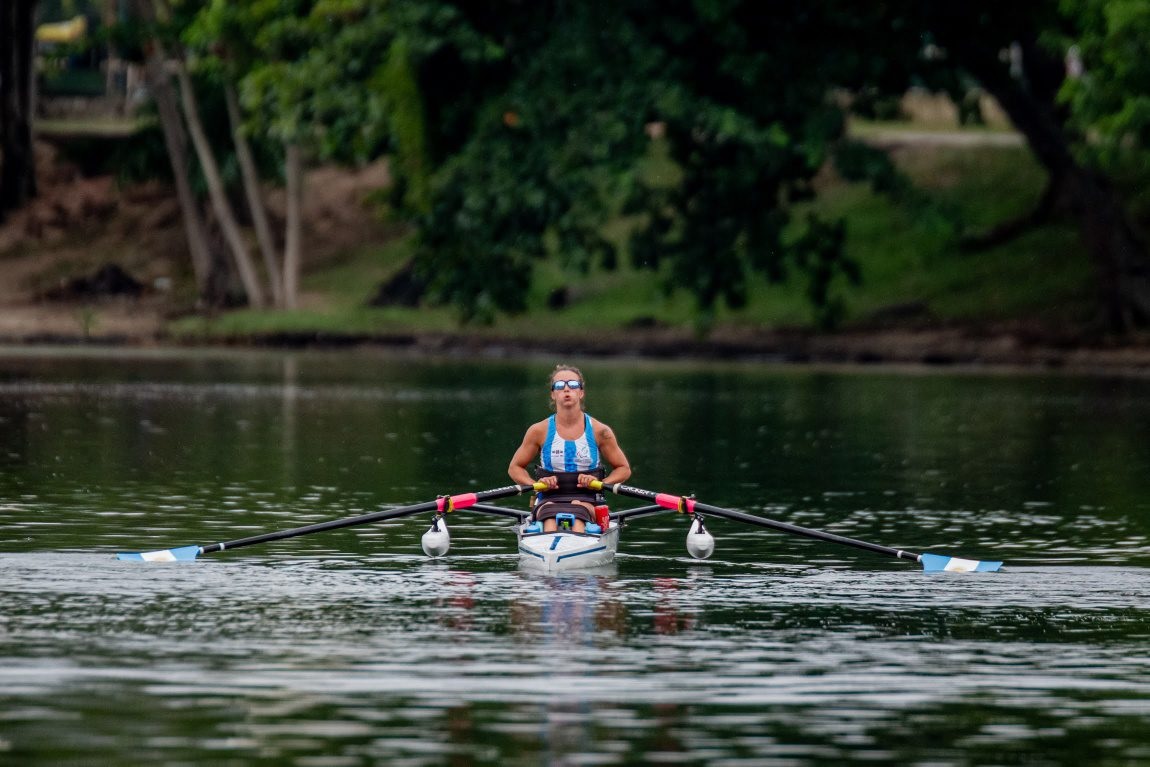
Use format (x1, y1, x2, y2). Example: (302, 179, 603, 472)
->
(582, 420, 631, 487)
(509, 421, 555, 487)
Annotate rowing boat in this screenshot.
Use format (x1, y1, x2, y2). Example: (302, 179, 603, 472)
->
(517, 520, 620, 572)
(417, 502, 623, 572)
(114, 481, 1003, 573)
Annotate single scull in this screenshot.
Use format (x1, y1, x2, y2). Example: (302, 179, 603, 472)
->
(115, 480, 1003, 573)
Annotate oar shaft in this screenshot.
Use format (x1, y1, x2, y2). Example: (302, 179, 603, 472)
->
(610, 504, 669, 522)
(200, 501, 435, 554)
(596, 483, 923, 563)
(201, 484, 539, 555)
(694, 502, 920, 561)
(467, 503, 533, 520)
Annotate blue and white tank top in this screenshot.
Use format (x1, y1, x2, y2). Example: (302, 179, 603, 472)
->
(540, 414, 600, 473)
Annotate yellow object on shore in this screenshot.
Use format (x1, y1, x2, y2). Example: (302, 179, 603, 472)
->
(36, 16, 87, 44)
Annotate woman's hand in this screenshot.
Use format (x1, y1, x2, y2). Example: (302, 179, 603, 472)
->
(576, 473, 598, 488)
(538, 475, 558, 490)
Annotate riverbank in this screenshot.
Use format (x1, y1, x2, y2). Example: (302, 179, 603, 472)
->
(3, 299, 1150, 375)
(6, 124, 1149, 372)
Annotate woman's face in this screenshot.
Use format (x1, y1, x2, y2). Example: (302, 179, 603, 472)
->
(550, 369, 584, 410)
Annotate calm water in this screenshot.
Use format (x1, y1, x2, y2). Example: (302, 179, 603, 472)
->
(2, 347, 1150, 766)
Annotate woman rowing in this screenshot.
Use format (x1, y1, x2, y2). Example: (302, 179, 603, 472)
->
(508, 364, 632, 533)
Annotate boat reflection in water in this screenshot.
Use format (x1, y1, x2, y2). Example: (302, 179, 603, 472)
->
(413, 562, 711, 763)
(507, 568, 621, 636)
(510, 570, 625, 765)
(507, 570, 706, 764)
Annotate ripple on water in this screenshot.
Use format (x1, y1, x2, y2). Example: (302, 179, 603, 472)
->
(1, 554, 1148, 764)
(5, 356, 1150, 763)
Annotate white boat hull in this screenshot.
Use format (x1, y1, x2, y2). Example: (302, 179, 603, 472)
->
(517, 521, 619, 572)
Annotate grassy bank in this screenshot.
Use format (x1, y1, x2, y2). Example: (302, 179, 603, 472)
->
(168, 138, 1094, 344)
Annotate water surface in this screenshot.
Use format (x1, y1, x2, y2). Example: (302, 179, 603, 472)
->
(2, 347, 1149, 765)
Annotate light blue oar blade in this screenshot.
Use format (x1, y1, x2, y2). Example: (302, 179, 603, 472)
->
(920, 552, 1003, 573)
(115, 545, 202, 562)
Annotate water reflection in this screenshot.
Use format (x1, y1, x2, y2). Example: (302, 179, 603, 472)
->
(4, 349, 1150, 764)
(512, 574, 622, 767)
(508, 572, 609, 636)
(5, 550, 1150, 764)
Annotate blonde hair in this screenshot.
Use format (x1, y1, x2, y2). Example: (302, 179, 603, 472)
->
(548, 364, 585, 411)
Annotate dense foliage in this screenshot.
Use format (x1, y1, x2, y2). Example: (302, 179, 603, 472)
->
(9, 0, 1150, 327)
(1059, 0, 1150, 220)
(401, 2, 884, 324)
(393, 0, 1150, 326)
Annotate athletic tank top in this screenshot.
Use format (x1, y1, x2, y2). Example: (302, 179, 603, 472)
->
(539, 413, 600, 473)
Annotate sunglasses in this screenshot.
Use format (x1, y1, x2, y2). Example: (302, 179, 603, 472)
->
(551, 379, 583, 391)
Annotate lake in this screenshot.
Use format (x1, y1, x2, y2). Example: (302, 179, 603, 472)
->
(2, 346, 1150, 765)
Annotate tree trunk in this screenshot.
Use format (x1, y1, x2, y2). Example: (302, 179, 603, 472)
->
(283, 142, 303, 310)
(0, 0, 38, 220)
(141, 51, 218, 302)
(133, 0, 231, 306)
(172, 60, 267, 308)
(958, 44, 1150, 331)
(225, 83, 284, 307)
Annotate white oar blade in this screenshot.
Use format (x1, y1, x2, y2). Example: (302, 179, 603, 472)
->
(115, 545, 202, 562)
(920, 552, 1002, 573)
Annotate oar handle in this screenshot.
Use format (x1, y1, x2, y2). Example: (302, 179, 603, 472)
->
(591, 481, 923, 563)
(200, 483, 543, 555)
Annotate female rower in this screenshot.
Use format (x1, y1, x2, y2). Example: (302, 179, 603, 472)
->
(508, 364, 632, 533)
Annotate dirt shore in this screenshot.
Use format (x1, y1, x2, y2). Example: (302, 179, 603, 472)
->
(2, 303, 1149, 376)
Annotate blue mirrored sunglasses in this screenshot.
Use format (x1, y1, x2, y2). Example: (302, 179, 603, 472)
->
(551, 379, 583, 391)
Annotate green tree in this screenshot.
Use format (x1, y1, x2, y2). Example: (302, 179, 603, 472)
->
(186, 0, 289, 307)
(237, 0, 398, 307)
(396, 1, 879, 325)
(905, 2, 1150, 330)
(102, 1, 1150, 331)
(127, 0, 270, 307)
(1059, 0, 1150, 222)
(390, 0, 1150, 331)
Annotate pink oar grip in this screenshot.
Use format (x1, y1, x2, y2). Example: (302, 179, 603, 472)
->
(437, 493, 478, 512)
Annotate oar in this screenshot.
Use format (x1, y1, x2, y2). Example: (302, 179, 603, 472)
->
(467, 503, 533, 521)
(610, 504, 668, 522)
(591, 482, 1002, 572)
(116, 483, 545, 562)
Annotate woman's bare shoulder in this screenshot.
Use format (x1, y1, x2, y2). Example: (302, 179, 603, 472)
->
(590, 417, 617, 440)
